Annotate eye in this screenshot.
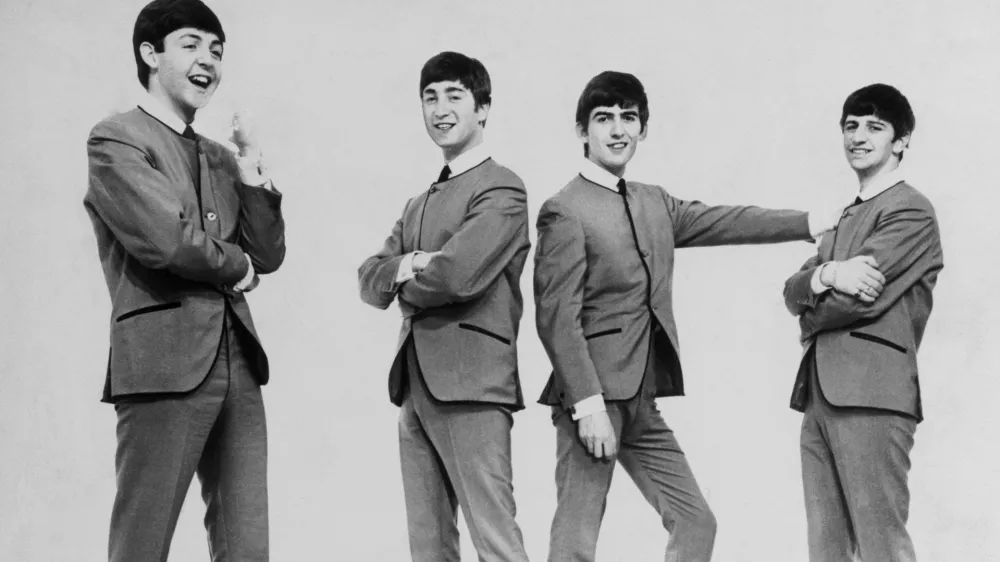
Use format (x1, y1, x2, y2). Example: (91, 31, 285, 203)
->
(624, 114, 637, 122)
(211, 49, 223, 60)
(448, 96, 461, 102)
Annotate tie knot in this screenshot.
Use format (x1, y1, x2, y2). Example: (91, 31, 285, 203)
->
(182, 125, 196, 140)
(616, 178, 627, 196)
(437, 165, 452, 183)
(853, 196, 864, 205)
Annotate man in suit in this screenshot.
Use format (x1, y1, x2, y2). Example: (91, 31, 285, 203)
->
(533, 71, 840, 562)
(783, 84, 944, 562)
(83, 1, 286, 560)
(358, 51, 532, 562)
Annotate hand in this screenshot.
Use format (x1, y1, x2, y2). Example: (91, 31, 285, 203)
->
(411, 251, 440, 272)
(229, 109, 260, 157)
(810, 203, 848, 237)
(821, 255, 886, 303)
(577, 411, 617, 460)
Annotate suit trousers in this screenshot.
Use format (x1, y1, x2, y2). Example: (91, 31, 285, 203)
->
(109, 308, 268, 562)
(398, 341, 529, 562)
(800, 351, 917, 562)
(547, 351, 716, 562)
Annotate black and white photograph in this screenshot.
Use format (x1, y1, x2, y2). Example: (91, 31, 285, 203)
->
(1, 0, 997, 560)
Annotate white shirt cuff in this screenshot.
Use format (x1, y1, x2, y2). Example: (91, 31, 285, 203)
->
(235, 150, 272, 188)
(810, 262, 833, 294)
(395, 252, 423, 284)
(234, 253, 255, 291)
(571, 394, 606, 421)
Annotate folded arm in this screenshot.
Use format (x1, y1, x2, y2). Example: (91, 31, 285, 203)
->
(534, 200, 604, 409)
(86, 132, 249, 287)
(358, 213, 409, 310)
(797, 205, 942, 338)
(399, 186, 528, 309)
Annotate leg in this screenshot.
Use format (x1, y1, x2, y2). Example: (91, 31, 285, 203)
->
(108, 362, 228, 561)
(197, 324, 269, 561)
(418, 400, 530, 562)
(398, 395, 462, 562)
(616, 400, 716, 562)
(547, 406, 624, 562)
(827, 410, 917, 562)
(800, 403, 856, 562)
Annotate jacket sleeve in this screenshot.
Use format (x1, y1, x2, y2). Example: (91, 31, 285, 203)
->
(358, 205, 409, 310)
(85, 123, 249, 286)
(237, 179, 286, 275)
(662, 189, 812, 248)
(533, 199, 604, 406)
(798, 204, 943, 339)
(399, 185, 529, 309)
(783, 254, 823, 316)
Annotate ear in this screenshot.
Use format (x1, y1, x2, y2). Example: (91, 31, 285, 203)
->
(575, 122, 588, 142)
(139, 41, 159, 72)
(638, 125, 648, 142)
(476, 103, 491, 126)
(892, 134, 910, 156)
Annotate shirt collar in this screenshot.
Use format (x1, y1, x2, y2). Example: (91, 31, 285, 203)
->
(137, 93, 190, 136)
(579, 158, 624, 192)
(857, 166, 905, 201)
(445, 141, 491, 177)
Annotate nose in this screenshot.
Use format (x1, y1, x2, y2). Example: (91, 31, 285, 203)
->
(850, 128, 868, 144)
(610, 118, 625, 137)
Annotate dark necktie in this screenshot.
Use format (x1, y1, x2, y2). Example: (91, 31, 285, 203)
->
(617, 179, 653, 307)
(182, 125, 203, 216)
(437, 165, 452, 183)
(853, 196, 863, 205)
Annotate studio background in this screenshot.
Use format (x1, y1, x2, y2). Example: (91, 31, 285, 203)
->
(1, 0, 997, 560)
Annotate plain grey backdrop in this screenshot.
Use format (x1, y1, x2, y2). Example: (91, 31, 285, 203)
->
(2, 0, 997, 560)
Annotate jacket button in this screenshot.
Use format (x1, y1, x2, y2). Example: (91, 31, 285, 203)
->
(205, 211, 217, 221)
(640, 249, 649, 257)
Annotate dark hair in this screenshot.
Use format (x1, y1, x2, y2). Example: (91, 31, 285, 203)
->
(840, 83, 915, 141)
(132, 0, 226, 89)
(575, 71, 649, 156)
(419, 51, 492, 110)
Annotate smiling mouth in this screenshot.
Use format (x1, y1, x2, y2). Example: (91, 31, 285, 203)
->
(434, 123, 455, 131)
(608, 142, 628, 149)
(188, 75, 213, 89)
(849, 147, 871, 155)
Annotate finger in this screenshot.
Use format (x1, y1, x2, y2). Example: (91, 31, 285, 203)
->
(859, 255, 879, 268)
(595, 441, 607, 460)
(859, 293, 876, 303)
(861, 274, 884, 292)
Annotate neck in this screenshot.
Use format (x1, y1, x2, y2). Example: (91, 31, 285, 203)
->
(856, 158, 899, 192)
(589, 155, 625, 178)
(442, 131, 483, 163)
(147, 82, 195, 125)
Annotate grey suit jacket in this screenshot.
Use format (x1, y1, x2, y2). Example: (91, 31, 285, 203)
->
(358, 159, 530, 409)
(534, 174, 813, 410)
(784, 182, 944, 420)
(84, 109, 286, 401)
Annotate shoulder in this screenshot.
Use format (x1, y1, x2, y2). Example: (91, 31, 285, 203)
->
(480, 159, 526, 192)
(881, 182, 937, 217)
(88, 108, 151, 147)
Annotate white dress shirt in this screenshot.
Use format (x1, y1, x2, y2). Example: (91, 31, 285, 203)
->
(809, 167, 906, 294)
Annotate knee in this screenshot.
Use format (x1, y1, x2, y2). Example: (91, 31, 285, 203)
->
(670, 504, 717, 542)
